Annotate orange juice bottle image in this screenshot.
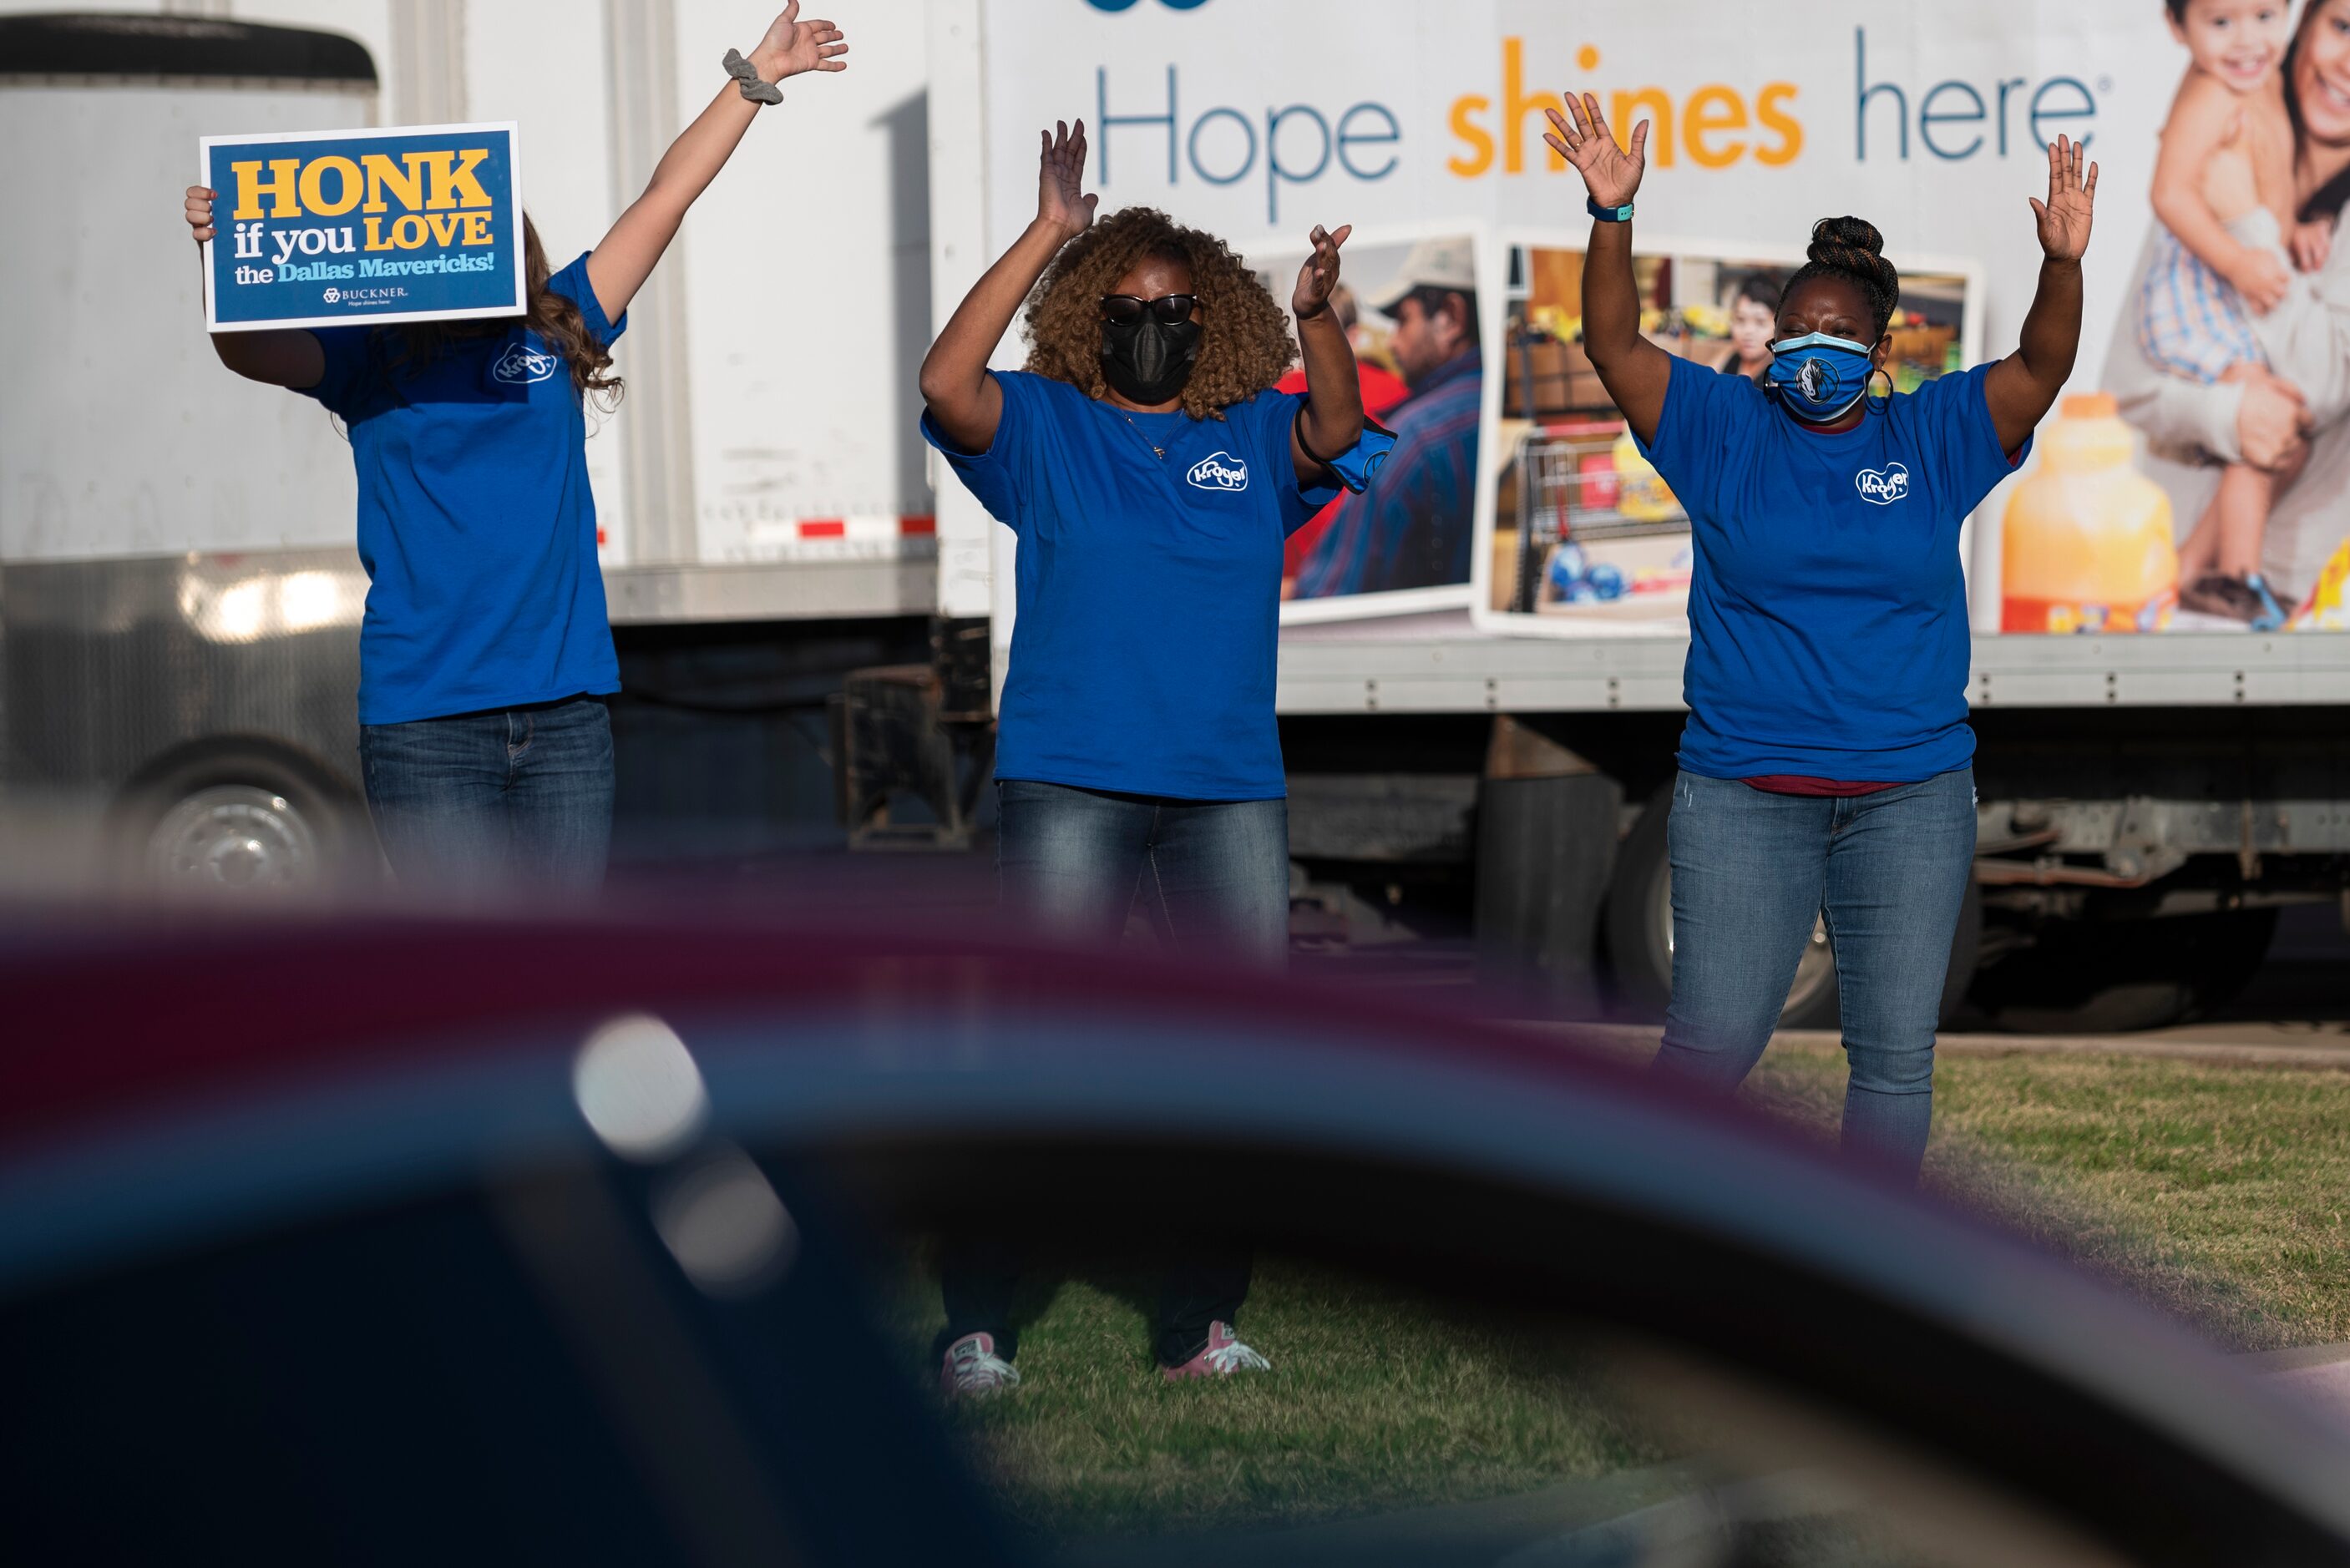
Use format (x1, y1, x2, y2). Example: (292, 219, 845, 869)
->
(2001, 393, 2177, 634)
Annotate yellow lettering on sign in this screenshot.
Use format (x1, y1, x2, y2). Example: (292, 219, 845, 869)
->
(230, 159, 302, 220)
(1684, 86, 1748, 169)
(458, 211, 494, 245)
(1502, 38, 1570, 174)
(418, 148, 496, 211)
(1755, 83, 1804, 165)
(296, 155, 364, 216)
(360, 152, 429, 214)
(1447, 95, 1495, 178)
(1611, 88, 1674, 167)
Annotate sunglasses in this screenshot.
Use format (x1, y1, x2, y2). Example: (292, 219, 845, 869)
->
(1101, 293, 1199, 326)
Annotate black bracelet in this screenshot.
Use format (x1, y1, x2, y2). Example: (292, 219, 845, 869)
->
(1293, 402, 1390, 467)
(723, 48, 782, 104)
(1291, 401, 1340, 467)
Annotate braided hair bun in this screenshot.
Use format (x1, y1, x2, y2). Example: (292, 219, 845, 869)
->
(1785, 215, 1900, 340)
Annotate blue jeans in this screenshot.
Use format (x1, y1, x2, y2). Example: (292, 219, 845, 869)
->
(1652, 768, 1976, 1180)
(995, 779, 1290, 967)
(940, 780, 1289, 1367)
(357, 696, 614, 895)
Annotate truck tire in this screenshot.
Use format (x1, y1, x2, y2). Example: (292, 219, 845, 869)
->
(110, 744, 368, 898)
(1603, 787, 1983, 1031)
(1974, 908, 2278, 1034)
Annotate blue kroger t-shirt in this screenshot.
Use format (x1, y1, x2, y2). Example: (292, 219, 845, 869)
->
(1638, 357, 2024, 780)
(922, 371, 1335, 799)
(301, 252, 624, 726)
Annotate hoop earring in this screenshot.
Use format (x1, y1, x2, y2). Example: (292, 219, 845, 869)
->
(1866, 366, 1895, 403)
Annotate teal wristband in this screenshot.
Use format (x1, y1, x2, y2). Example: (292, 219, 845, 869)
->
(1586, 196, 1633, 223)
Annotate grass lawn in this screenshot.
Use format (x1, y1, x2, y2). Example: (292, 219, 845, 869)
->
(904, 1260, 1664, 1541)
(899, 1044, 2350, 1540)
(1755, 1040, 2350, 1352)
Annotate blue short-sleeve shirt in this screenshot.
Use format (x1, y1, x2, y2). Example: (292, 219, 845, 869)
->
(922, 371, 1335, 800)
(302, 251, 624, 726)
(1638, 357, 2025, 780)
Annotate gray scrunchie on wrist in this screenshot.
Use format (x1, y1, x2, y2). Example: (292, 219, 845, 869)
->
(723, 48, 782, 105)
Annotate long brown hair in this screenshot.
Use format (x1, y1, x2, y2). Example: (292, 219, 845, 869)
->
(378, 214, 622, 407)
(1021, 206, 1294, 421)
(2287, 0, 2350, 226)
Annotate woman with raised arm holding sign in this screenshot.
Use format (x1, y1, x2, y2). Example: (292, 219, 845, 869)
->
(919, 119, 1381, 1394)
(181, 6, 848, 894)
(1545, 93, 2097, 1181)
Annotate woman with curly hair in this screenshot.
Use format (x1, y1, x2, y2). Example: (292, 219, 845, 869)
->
(1548, 92, 2096, 1183)
(919, 119, 1374, 1394)
(182, 6, 847, 893)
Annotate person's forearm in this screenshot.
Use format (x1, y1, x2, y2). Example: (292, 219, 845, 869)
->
(1294, 306, 1363, 455)
(212, 332, 270, 378)
(2015, 257, 2083, 389)
(193, 240, 312, 382)
(643, 82, 762, 215)
(2109, 364, 2246, 461)
(600, 81, 761, 276)
(586, 73, 777, 321)
(920, 218, 1066, 408)
(1581, 218, 1641, 371)
(2253, 245, 2350, 428)
(195, 244, 234, 367)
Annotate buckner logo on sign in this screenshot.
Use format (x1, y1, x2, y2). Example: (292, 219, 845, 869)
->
(200, 121, 525, 333)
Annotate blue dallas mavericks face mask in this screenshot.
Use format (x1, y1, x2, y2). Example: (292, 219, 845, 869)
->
(1765, 331, 1879, 422)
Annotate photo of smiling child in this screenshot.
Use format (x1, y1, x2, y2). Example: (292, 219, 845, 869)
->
(2140, 0, 2325, 628)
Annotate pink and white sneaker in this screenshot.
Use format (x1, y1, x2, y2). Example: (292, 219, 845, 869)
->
(1162, 1321, 1271, 1382)
(939, 1333, 1021, 1399)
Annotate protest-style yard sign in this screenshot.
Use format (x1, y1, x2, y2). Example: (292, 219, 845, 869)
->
(200, 121, 524, 332)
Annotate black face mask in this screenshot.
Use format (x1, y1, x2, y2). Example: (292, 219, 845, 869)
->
(1101, 314, 1202, 404)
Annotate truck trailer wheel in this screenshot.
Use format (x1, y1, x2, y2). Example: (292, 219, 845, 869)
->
(1973, 908, 2277, 1034)
(111, 746, 366, 898)
(1603, 787, 1982, 1031)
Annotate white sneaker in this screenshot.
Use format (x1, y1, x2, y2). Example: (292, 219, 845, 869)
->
(1162, 1321, 1271, 1381)
(939, 1332, 1021, 1399)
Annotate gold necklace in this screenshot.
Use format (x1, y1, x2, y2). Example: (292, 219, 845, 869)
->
(1117, 408, 1167, 460)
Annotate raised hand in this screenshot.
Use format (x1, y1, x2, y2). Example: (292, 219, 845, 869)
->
(1038, 119, 1098, 240)
(752, 1, 848, 82)
(1542, 93, 1648, 210)
(1292, 224, 1352, 320)
(2029, 134, 2097, 263)
(184, 185, 216, 245)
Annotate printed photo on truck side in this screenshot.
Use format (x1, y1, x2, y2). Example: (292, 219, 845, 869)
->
(1247, 229, 1494, 623)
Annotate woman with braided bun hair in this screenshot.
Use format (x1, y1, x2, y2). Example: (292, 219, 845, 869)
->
(1546, 91, 2098, 1181)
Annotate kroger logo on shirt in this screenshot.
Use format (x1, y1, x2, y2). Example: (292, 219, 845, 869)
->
(1855, 462, 1910, 505)
(493, 343, 560, 385)
(1187, 450, 1248, 492)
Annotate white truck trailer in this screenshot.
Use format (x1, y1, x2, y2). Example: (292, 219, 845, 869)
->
(6, 3, 2348, 1034)
(912, 0, 2350, 1032)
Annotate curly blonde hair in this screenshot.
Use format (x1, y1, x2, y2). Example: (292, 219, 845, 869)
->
(1021, 207, 1296, 421)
